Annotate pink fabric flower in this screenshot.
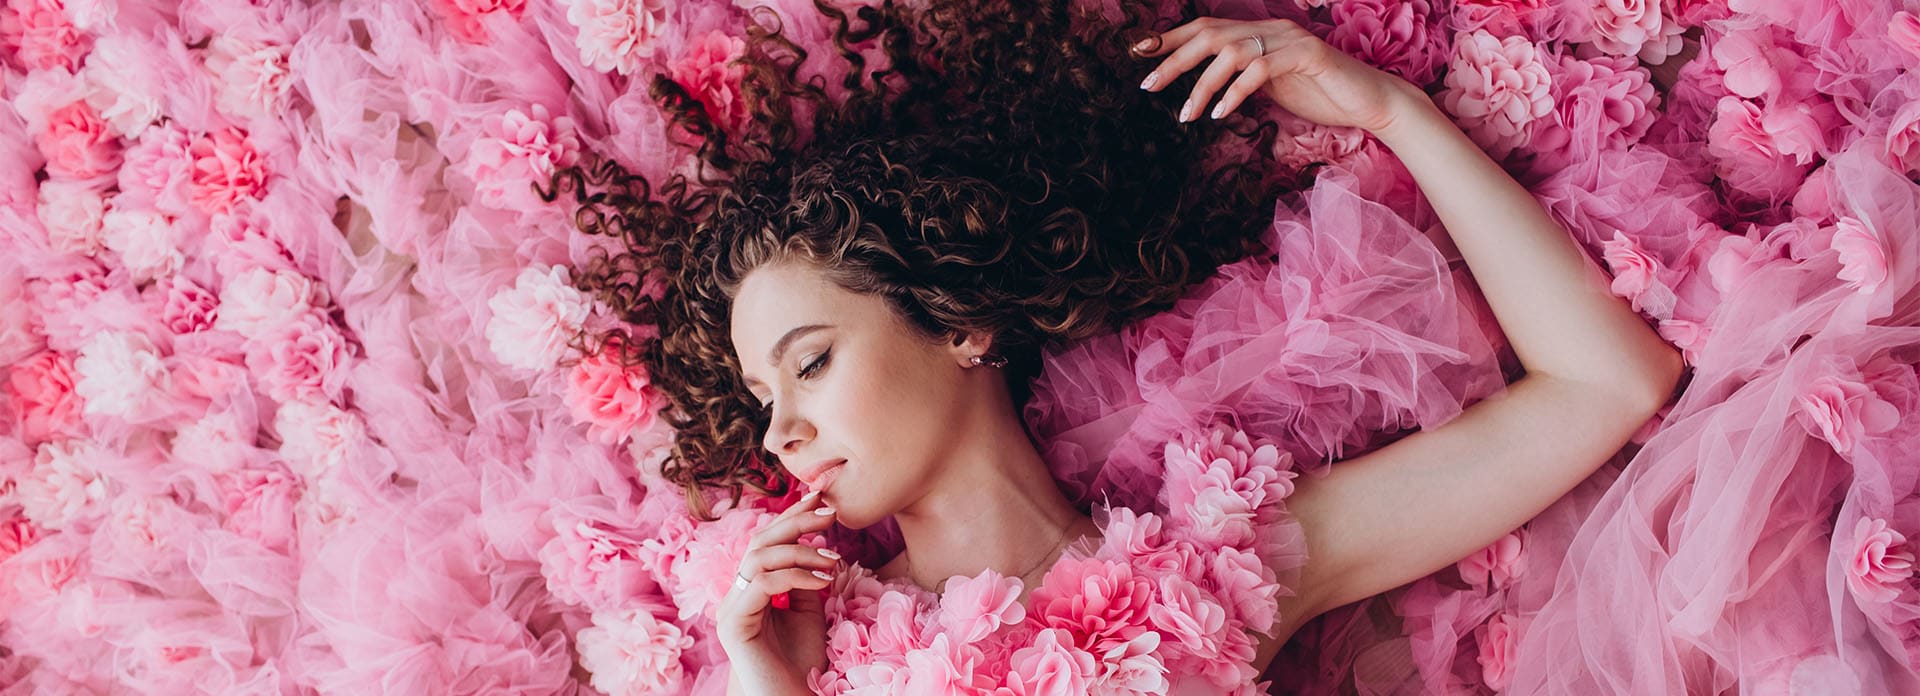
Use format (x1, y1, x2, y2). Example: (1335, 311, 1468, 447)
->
(36, 179, 107, 257)
(867, 590, 929, 656)
(187, 128, 270, 216)
(1095, 631, 1169, 695)
(170, 411, 254, 474)
(243, 310, 350, 405)
(73, 330, 171, 418)
(1146, 574, 1231, 668)
(464, 105, 581, 212)
(486, 264, 594, 372)
(273, 399, 364, 479)
(1795, 374, 1899, 456)
(1657, 318, 1709, 365)
(1705, 97, 1811, 203)
(1665, 0, 1729, 28)
(1579, 0, 1682, 62)
(203, 37, 293, 120)
(1270, 115, 1368, 173)
(1831, 216, 1887, 295)
(0, 517, 42, 567)
(1206, 547, 1278, 635)
(1525, 54, 1656, 172)
(431, 0, 525, 44)
(1328, 0, 1448, 85)
(538, 511, 654, 609)
(16, 439, 106, 530)
(1891, 11, 1920, 63)
(1458, 529, 1526, 587)
(1004, 628, 1098, 696)
(1439, 30, 1555, 159)
(82, 35, 164, 137)
(217, 465, 298, 552)
(118, 125, 195, 214)
(101, 207, 181, 282)
(1601, 230, 1676, 317)
(1029, 557, 1155, 655)
(1161, 425, 1297, 549)
(575, 604, 694, 695)
(1450, 0, 1552, 39)
(670, 505, 776, 620)
(1885, 100, 1920, 178)
(567, 0, 671, 75)
(6, 351, 85, 444)
(216, 267, 328, 338)
(667, 30, 749, 132)
(0, 0, 88, 71)
(900, 634, 993, 693)
(1476, 612, 1517, 690)
(36, 101, 121, 180)
(1708, 28, 1785, 101)
(567, 338, 660, 445)
(159, 275, 219, 334)
(1848, 517, 1915, 605)
(0, 269, 40, 366)
(937, 569, 1026, 643)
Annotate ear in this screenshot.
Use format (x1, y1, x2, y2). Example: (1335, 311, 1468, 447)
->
(947, 330, 994, 368)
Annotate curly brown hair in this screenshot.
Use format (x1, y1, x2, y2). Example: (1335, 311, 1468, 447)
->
(548, 0, 1294, 520)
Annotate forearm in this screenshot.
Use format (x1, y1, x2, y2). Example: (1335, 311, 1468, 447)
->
(725, 649, 813, 696)
(1370, 86, 1682, 402)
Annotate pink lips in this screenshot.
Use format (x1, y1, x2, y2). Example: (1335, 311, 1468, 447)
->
(811, 460, 846, 494)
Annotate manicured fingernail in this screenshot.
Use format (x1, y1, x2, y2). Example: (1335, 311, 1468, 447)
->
(1140, 72, 1158, 90)
(811, 570, 834, 581)
(1179, 99, 1194, 122)
(1211, 103, 1227, 119)
(1134, 39, 1153, 52)
(817, 548, 841, 559)
(814, 506, 836, 516)
(801, 489, 820, 502)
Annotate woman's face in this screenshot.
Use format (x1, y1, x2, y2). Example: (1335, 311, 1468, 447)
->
(729, 261, 988, 529)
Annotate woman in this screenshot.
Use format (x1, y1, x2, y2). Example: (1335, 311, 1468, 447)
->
(692, 14, 1685, 695)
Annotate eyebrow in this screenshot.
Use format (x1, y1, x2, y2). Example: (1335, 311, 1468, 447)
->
(745, 324, 832, 387)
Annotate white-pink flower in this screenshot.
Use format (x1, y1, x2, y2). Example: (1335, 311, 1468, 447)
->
(171, 411, 253, 474)
(273, 399, 364, 480)
(539, 513, 653, 609)
(217, 465, 298, 552)
(464, 105, 581, 212)
(80, 35, 162, 137)
(1476, 612, 1517, 690)
(243, 311, 350, 404)
(37, 100, 121, 179)
(215, 267, 328, 338)
(159, 275, 219, 335)
(1831, 216, 1886, 294)
(118, 125, 195, 214)
(1795, 374, 1899, 456)
(1004, 628, 1098, 696)
(1884, 100, 1920, 179)
(485, 264, 593, 371)
(1093, 630, 1168, 696)
(937, 569, 1026, 643)
(36, 179, 107, 256)
(576, 604, 694, 696)
(73, 330, 170, 418)
(567, 0, 671, 75)
(17, 439, 106, 530)
(101, 207, 182, 281)
(1459, 529, 1527, 587)
(203, 36, 292, 121)
(1848, 517, 1915, 604)
(1439, 30, 1554, 159)
(0, 0, 90, 71)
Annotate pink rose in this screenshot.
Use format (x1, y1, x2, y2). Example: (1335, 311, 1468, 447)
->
(1795, 374, 1899, 456)
(1329, 0, 1448, 85)
(1849, 517, 1915, 604)
(36, 101, 121, 180)
(538, 509, 654, 608)
(202, 37, 293, 120)
(1892, 11, 1920, 63)
(1525, 53, 1656, 172)
(464, 105, 581, 212)
(1579, 0, 1682, 62)
(187, 128, 270, 216)
(36, 179, 107, 257)
(575, 603, 693, 696)
(7, 351, 85, 444)
(1885, 100, 1920, 178)
(217, 465, 298, 552)
(1439, 30, 1554, 159)
(243, 310, 351, 405)
(567, 0, 671, 75)
(1705, 97, 1812, 204)
(1602, 230, 1676, 318)
(118, 125, 194, 214)
(1831, 216, 1887, 295)
(937, 569, 1026, 643)
(1004, 628, 1098, 696)
(431, 0, 525, 44)
(0, 0, 88, 71)
(1458, 529, 1526, 587)
(668, 30, 749, 132)
(1476, 612, 1517, 690)
(160, 275, 219, 334)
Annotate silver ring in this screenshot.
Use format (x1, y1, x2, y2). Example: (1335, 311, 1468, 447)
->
(733, 572, 752, 591)
(1248, 34, 1267, 55)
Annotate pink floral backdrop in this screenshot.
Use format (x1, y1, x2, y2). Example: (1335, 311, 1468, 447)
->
(1, 0, 1919, 693)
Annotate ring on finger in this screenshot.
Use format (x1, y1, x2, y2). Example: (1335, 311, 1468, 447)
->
(1246, 34, 1267, 55)
(733, 571, 752, 591)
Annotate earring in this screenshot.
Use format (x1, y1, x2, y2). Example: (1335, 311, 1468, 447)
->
(969, 353, 1008, 369)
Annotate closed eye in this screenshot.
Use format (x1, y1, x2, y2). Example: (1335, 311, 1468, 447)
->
(759, 349, 831, 411)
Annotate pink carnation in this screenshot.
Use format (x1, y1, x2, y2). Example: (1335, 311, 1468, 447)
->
(668, 30, 749, 132)
(73, 330, 171, 419)
(1892, 11, 1920, 64)
(1004, 628, 1098, 696)
(159, 275, 219, 334)
(1848, 517, 1915, 604)
(0, 0, 88, 71)
(937, 569, 1026, 643)
(1328, 0, 1448, 85)
(538, 512, 654, 608)
(1476, 612, 1517, 690)
(242, 311, 351, 405)
(36, 101, 121, 180)
(1831, 216, 1887, 295)
(1796, 374, 1899, 456)
(101, 207, 182, 282)
(566, 0, 671, 75)
(216, 267, 327, 338)
(431, 0, 525, 44)
(1439, 30, 1554, 159)
(1602, 229, 1676, 318)
(1458, 529, 1527, 587)
(464, 104, 581, 212)
(1578, 0, 1682, 62)
(576, 604, 694, 696)
(217, 465, 299, 552)
(7, 350, 85, 444)
(187, 128, 271, 216)
(1526, 53, 1656, 172)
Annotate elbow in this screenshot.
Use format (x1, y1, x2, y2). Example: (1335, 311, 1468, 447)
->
(1633, 345, 1686, 412)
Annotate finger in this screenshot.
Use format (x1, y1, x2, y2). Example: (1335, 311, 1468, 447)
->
(719, 566, 836, 627)
(1130, 17, 1217, 59)
(1210, 54, 1275, 119)
(748, 496, 837, 548)
(1181, 40, 1259, 122)
(740, 543, 843, 577)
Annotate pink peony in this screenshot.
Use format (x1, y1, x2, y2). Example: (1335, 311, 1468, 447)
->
(1795, 374, 1899, 456)
(567, 0, 671, 75)
(101, 207, 182, 282)
(243, 310, 351, 405)
(937, 569, 1026, 643)
(1525, 53, 1657, 172)
(187, 128, 270, 216)
(1004, 628, 1099, 696)
(1602, 229, 1676, 318)
(72, 330, 170, 418)
(16, 439, 106, 530)
(7, 351, 85, 443)
(1848, 517, 1915, 604)
(1885, 100, 1920, 178)
(1458, 529, 1526, 587)
(464, 104, 581, 212)
(1892, 11, 1920, 64)
(1328, 0, 1448, 85)
(431, 0, 525, 44)
(1831, 217, 1887, 295)
(485, 264, 594, 372)
(1476, 612, 1517, 690)
(159, 275, 219, 334)
(575, 604, 693, 696)
(1439, 30, 1555, 159)
(1579, 0, 1682, 62)
(36, 101, 121, 179)
(36, 179, 107, 257)
(0, 0, 88, 71)
(216, 267, 328, 338)
(538, 512, 654, 609)
(202, 37, 293, 120)
(217, 465, 299, 552)
(668, 30, 749, 132)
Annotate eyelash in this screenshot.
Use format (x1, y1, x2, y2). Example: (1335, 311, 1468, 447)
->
(761, 349, 830, 411)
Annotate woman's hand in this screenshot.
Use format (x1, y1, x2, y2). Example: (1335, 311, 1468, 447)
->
(1132, 17, 1421, 134)
(716, 489, 839, 685)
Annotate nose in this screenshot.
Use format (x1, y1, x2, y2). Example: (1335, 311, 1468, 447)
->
(761, 400, 814, 457)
